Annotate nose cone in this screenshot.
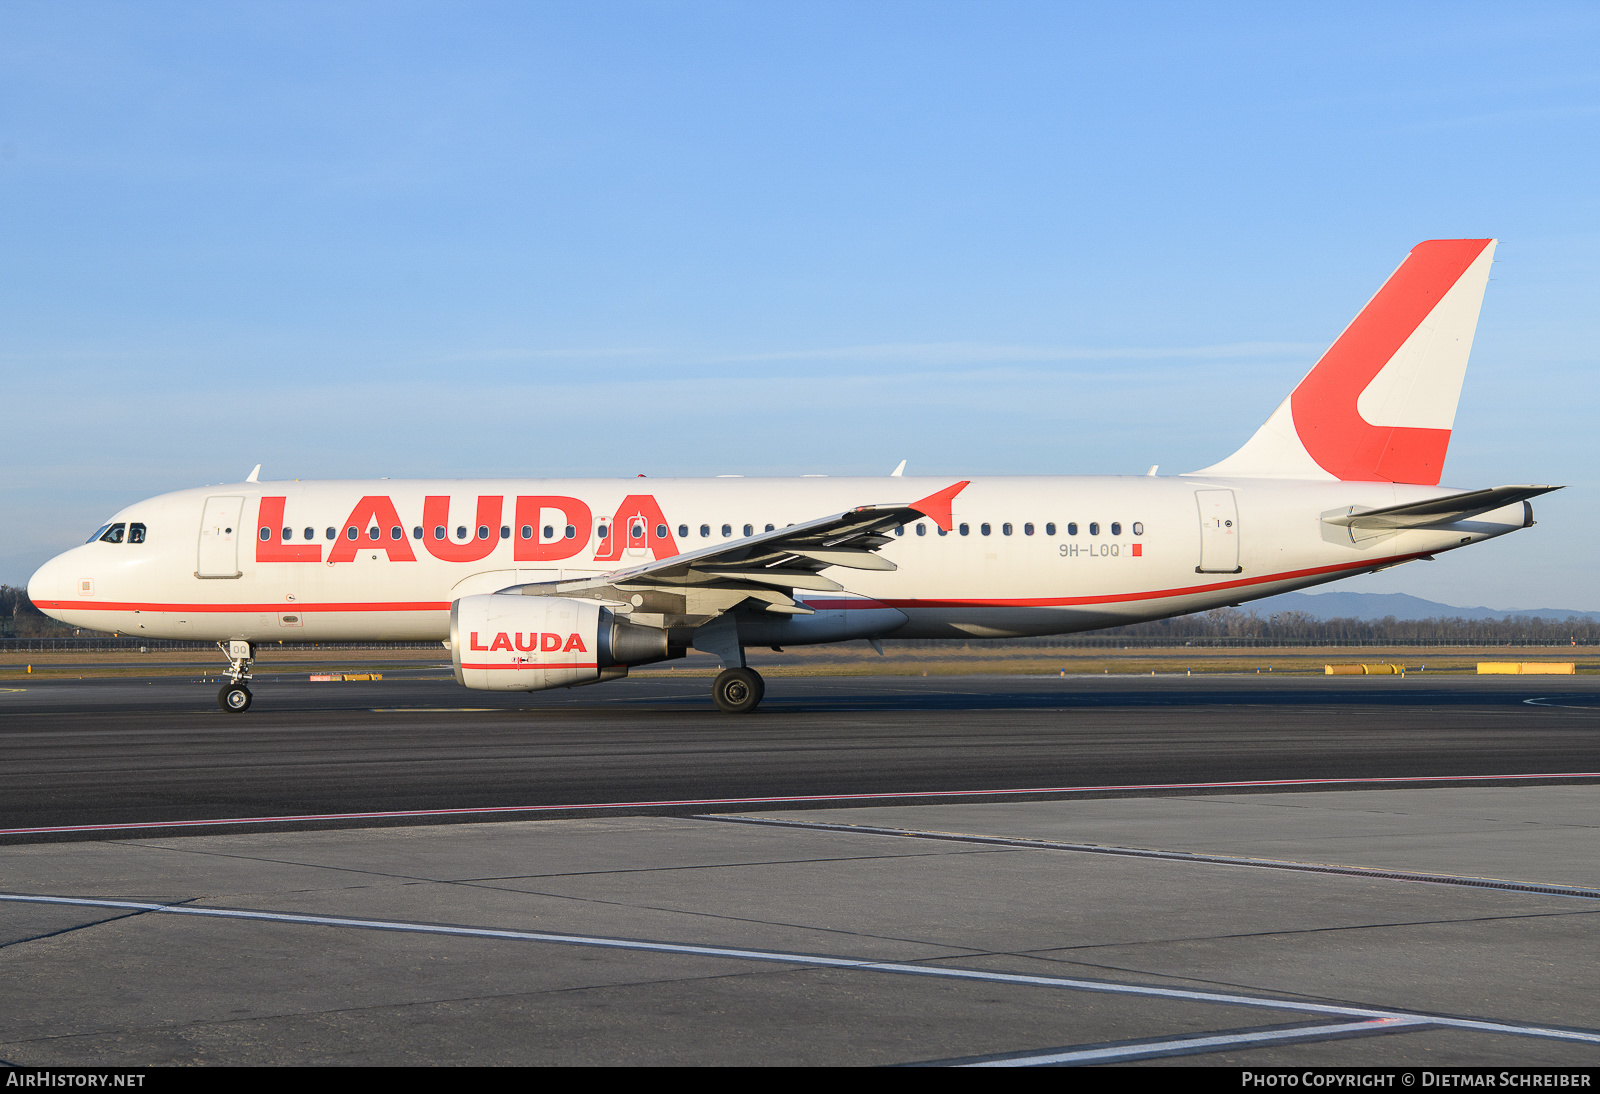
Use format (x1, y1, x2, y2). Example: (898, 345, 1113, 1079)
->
(27, 548, 77, 621)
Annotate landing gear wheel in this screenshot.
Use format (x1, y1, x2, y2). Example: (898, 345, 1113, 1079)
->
(219, 683, 253, 713)
(712, 667, 764, 713)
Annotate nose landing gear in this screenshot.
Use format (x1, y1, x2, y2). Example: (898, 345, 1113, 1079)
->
(216, 640, 255, 713)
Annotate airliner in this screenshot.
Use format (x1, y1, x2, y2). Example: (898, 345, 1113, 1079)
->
(27, 239, 1554, 713)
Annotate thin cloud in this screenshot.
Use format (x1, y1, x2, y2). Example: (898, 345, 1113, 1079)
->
(715, 341, 1319, 364)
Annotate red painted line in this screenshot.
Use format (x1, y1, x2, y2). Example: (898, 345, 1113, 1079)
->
(460, 662, 599, 670)
(808, 551, 1436, 610)
(31, 600, 451, 614)
(25, 550, 1437, 616)
(4, 772, 1595, 837)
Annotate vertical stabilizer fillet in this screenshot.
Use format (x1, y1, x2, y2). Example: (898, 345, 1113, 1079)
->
(1194, 239, 1496, 485)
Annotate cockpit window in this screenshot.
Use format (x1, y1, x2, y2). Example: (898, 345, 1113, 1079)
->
(86, 524, 112, 544)
(98, 523, 127, 544)
(128, 523, 146, 544)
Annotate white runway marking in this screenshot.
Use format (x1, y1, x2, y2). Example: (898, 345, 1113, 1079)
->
(3, 891, 1598, 1051)
(3, 770, 1597, 837)
(714, 816, 1600, 900)
(961, 1017, 1428, 1066)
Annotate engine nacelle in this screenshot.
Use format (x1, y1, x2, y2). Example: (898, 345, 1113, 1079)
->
(450, 594, 669, 691)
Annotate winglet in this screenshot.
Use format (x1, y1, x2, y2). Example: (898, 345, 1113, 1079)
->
(909, 480, 969, 531)
(246, 464, 261, 483)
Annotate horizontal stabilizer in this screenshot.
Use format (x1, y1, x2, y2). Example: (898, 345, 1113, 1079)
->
(1322, 485, 1559, 530)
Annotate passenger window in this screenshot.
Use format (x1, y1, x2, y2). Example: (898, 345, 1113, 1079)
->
(129, 523, 146, 544)
(391, 526, 403, 540)
(565, 525, 576, 540)
(1089, 522, 1100, 536)
(743, 524, 753, 537)
(543, 525, 554, 540)
(1002, 523, 1013, 536)
(598, 525, 609, 539)
(257, 528, 271, 542)
(347, 527, 358, 540)
(765, 523, 774, 533)
(435, 526, 448, 540)
(980, 523, 991, 536)
(632, 523, 644, 538)
(1066, 522, 1077, 536)
(308, 528, 317, 541)
(1045, 523, 1055, 536)
(916, 523, 926, 536)
(520, 525, 533, 539)
(700, 524, 710, 537)
(1133, 522, 1144, 535)
(500, 526, 510, 539)
(1111, 522, 1122, 536)
(87, 524, 112, 544)
(657, 524, 669, 539)
(1024, 523, 1033, 536)
(412, 527, 422, 540)
(938, 527, 949, 536)
(477, 525, 490, 540)
(456, 525, 467, 540)
(282, 527, 293, 541)
(368, 527, 381, 541)
(678, 525, 689, 538)
(722, 524, 731, 537)
(895, 525, 904, 536)
(959, 523, 969, 536)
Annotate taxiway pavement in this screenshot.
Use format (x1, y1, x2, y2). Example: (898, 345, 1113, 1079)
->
(1, 673, 1596, 1065)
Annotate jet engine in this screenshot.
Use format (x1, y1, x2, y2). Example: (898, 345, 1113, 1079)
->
(450, 594, 671, 691)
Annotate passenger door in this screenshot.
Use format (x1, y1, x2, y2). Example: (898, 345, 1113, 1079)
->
(197, 495, 244, 578)
(1195, 489, 1241, 574)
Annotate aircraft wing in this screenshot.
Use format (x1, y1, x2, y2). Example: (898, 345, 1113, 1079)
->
(1322, 485, 1559, 531)
(506, 480, 969, 618)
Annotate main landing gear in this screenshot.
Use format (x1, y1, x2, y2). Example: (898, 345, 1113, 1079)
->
(695, 617, 765, 714)
(712, 667, 765, 714)
(217, 640, 254, 713)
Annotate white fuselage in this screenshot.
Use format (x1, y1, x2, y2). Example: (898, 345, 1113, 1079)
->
(28, 474, 1529, 644)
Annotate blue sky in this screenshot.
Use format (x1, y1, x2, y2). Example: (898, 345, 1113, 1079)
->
(2, 1, 1597, 609)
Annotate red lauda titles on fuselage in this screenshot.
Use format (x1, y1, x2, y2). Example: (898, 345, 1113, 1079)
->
(469, 631, 588, 653)
(255, 497, 321, 563)
(591, 495, 679, 562)
(253, 494, 677, 565)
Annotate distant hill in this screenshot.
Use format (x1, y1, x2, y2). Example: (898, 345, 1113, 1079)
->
(1244, 591, 1600, 623)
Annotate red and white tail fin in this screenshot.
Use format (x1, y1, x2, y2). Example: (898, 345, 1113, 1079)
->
(1194, 239, 1496, 485)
